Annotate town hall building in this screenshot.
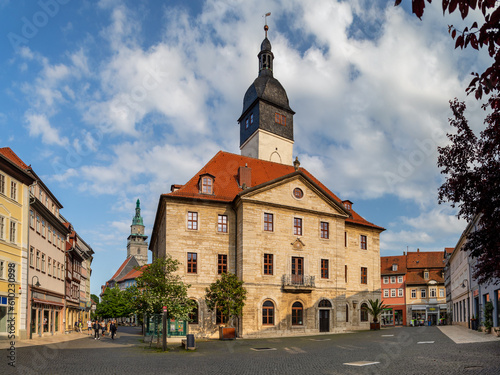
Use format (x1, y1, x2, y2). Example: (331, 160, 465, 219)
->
(149, 27, 384, 338)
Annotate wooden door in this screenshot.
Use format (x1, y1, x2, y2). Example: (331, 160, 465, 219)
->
(319, 310, 330, 332)
(291, 257, 304, 284)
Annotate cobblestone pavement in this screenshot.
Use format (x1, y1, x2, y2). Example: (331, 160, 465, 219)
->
(3, 326, 500, 375)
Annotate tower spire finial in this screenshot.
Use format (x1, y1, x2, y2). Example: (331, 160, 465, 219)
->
(264, 12, 271, 38)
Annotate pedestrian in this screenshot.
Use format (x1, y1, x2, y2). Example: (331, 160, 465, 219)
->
(93, 320, 100, 340)
(78, 320, 83, 333)
(74, 320, 79, 332)
(100, 320, 106, 337)
(87, 319, 92, 335)
(110, 320, 117, 340)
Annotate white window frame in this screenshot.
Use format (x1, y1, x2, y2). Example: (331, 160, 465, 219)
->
(9, 221, 16, 243)
(430, 288, 436, 298)
(0, 173, 5, 194)
(384, 289, 389, 298)
(397, 276, 403, 283)
(421, 289, 426, 298)
(383, 276, 389, 284)
(411, 289, 416, 299)
(398, 288, 404, 297)
(0, 216, 4, 240)
(390, 276, 396, 284)
(391, 289, 396, 297)
(0, 260, 5, 280)
(10, 181, 17, 201)
(439, 289, 445, 298)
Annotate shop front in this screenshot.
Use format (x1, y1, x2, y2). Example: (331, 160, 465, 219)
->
(30, 298, 64, 337)
(381, 306, 406, 326)
(410, 304, 447, 326)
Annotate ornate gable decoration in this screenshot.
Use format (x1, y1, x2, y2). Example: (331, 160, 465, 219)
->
(291, 238, 305, 250)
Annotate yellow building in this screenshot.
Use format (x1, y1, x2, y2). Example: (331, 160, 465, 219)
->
(0, 148, 34, 340)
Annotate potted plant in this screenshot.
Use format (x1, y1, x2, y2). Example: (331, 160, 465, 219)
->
(366, 299, 387, 330)
(205, 273, 247, 340)
(483, 301, 494, 334)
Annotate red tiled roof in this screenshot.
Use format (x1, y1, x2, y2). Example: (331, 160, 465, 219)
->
(381, 255, 407, 275)
(108, 257, 134, 282)
(117, 264, 148, 282)
(406, 269, 444, 285)
(0, 147, 30, 169)
(167, 151, 383, 230)
(444, 247, 454, 254)
(406, 251, 446, 269)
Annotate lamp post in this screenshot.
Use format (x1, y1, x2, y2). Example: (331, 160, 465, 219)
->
(461, 279, 470, 328)
(30, 275, 41, 339)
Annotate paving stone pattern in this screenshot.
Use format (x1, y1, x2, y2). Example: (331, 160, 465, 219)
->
(4, 326, 500, 375)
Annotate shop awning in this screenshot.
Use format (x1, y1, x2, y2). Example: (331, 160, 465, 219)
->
(33, 298, 64, 307)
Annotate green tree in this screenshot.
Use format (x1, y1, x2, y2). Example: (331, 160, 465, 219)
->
(131, 256, 194, 320)
(205, 272, 247, 328)
(95, 286, 133, 319)
(365, 299, 387, 323)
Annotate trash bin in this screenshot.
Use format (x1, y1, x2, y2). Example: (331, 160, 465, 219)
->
(186, 334, 195, 348)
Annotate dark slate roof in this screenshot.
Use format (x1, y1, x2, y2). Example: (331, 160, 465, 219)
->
(241, 74, 292, 117)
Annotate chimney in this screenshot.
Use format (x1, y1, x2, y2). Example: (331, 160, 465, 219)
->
(238, 164, 252, 189)
(417, 248, 420, 253)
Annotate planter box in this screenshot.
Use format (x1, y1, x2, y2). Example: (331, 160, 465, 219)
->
(470, 320, 478, 331)
(370, 322, 381, 330)
(219, 327, 236, 340)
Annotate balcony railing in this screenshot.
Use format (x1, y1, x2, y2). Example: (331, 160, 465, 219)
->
(282, 274, 315, 292)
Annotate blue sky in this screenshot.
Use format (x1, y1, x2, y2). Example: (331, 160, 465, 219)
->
(0, 0, 490, 296)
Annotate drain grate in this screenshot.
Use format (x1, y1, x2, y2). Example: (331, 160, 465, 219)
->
(251, 347, 277, 351)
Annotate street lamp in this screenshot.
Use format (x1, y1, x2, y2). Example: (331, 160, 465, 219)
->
(461, 279, 468, 288)
(30, 276, 41, 339)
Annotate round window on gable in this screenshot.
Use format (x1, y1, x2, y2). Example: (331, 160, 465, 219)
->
(293, 188, 304, 199)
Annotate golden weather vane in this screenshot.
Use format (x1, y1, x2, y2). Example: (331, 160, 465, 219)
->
(263, 12, 271, 37)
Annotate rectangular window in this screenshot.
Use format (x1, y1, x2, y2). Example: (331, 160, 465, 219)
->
(187, 252, 197, 273)
(361, 267, 367, 284)
(421, 289, 426, 298)
(439, 289, 445, 298)
(345, 265, 347, 283)
(320, 221, 329, 239)
(391, 289, 396, 297)
(217, 215, 228, 233)
(48, 257, 52, 276)
(245, 118, 249, 129)
(201, 177, 213, 194)
(390, 276, 396, 284)
(398, 288, 404, 297)
(360, 235, 367, 249)
(9, 221, 16, 243)
(294, 217, 302, 236)
(36, 216, 40, 233)
(30, 247, 34, 267)
(384, 289, 389, 298)
(344, 232, 347, 247)
(250, 113, 254, 124)
(0, 216, 3, 240)
(411, 289, 416, 298)
(30, 210, 34, 228)
(36, 250, 40, 270)
(397, 276, 403, 283)
(430, 288, 436, 298)
(10, 181, 17, 200)
(0, 174, 4, 194)
(187, 212, 198, 230)
(48, 225, 52, 243)
(264, 213, 273, 231)
(264, 254, 273, 275)
(217, 254, 227, 274)
(383, 276, 389, 284)
(274, 113, 286, 126)
(41, 220, 46, 238)
(41, 254, 46, 273)
(321, 259, 329, 279)
(53, 260, 56, 278)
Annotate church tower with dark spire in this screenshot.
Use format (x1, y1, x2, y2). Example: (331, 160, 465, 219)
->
(127, 199, 148, 266)
(238, 23, 295, 165)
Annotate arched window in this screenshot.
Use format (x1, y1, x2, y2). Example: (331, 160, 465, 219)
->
(262, 300, 274, 325)
(319, 299, 332, 308)
(360, 303, 369, 322)
(189, 301, 198, 324)
(292, 302, 303, 325)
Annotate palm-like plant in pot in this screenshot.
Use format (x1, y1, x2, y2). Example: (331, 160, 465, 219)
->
(366, 299, 387, 330)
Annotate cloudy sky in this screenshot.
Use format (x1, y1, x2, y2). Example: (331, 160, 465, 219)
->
(0, 0, 490, 295)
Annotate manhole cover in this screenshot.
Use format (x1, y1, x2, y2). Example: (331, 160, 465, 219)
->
(251, 347, 276, 351)
(344, 361, 380, 366)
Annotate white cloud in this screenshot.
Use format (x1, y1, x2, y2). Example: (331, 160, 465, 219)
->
(25, 113, 69, 146)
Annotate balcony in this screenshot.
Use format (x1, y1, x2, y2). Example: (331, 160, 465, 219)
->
(282, 274, 315, 292)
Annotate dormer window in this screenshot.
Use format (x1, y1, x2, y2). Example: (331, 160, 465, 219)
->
(392, 264, 398, 271)
(199, 175, 214, 195)
(424, 270, 429, 279)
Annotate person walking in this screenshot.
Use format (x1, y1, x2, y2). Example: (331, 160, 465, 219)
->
(78, 320, 83, 333)
(100, 320, 106, 337)
(110, 320, 117, 340)
(87, 319, 92, 336)
(93, 320, 100, 340)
